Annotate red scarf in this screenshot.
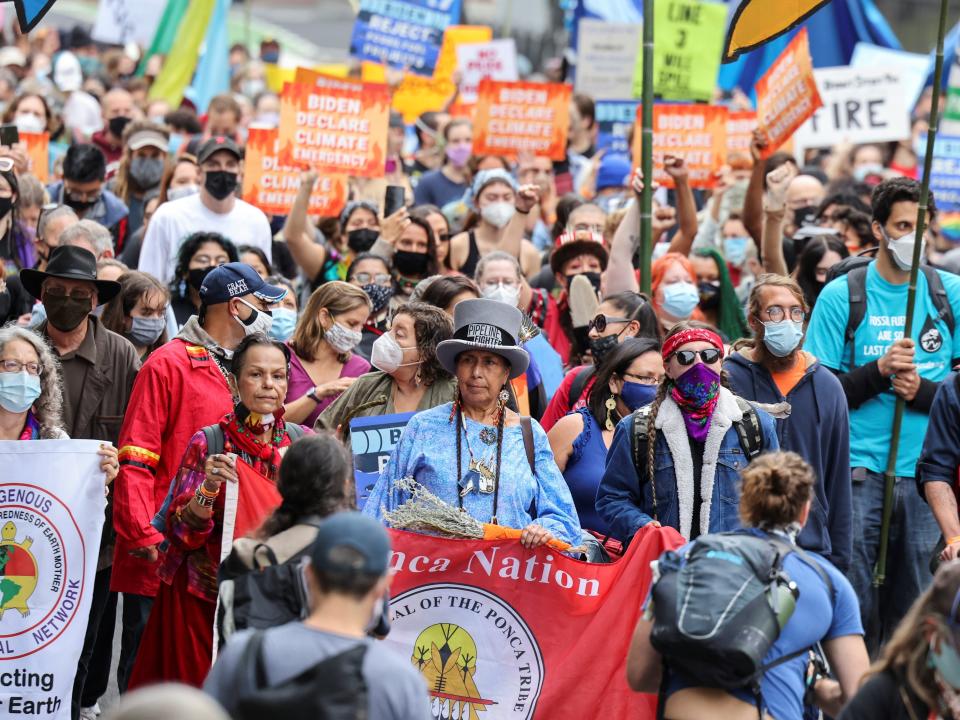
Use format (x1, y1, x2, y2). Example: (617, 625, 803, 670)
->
(219, 408, 289, 480)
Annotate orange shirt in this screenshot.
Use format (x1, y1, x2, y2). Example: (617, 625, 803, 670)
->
(770, 352, 808, 398)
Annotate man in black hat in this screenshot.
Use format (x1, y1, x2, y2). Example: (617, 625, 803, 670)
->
(20, 244, 140, 719)
(139, 135, 272, 285)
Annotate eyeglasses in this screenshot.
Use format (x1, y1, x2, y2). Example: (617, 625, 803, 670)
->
(673, 348, 722, 366)
(1, 359, 42, 376)
(353, 272, 392, 286)
(572, 223, 605, 235)
(623, 372, 659, 385)
(44, 285, 94, 301)
(588, 314, 630, 333)
(65, 189, 101, 204)
(764, 306, 806, 323)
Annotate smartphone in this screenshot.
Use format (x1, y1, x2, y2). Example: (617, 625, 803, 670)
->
(0, 124, 18, 147)
(384, 185, 405, 217)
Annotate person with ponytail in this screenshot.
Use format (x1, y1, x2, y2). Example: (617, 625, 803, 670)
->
(596, 321, 779, 544)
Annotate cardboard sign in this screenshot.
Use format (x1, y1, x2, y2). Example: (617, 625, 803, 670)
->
(794, 67, 910, 151)
(242, 128, 348, 217)
(632, 104, 728, 189)
(348, 0, 462, 76)
(350, 412, 416, 509)
(931, 135, 960, 243)
(632, 0, 728, 102)
(472, 80, 572, 161)
(19, 132, 49, 182)
(726, 110, 757, 161)
(455, 39, 518, 104)
(596, 100, 639, 154)
(754, 28, 822, 158)
(278, 76, 390, 177)
(576, 19, 641, 101)
(851, 42, 929, 108)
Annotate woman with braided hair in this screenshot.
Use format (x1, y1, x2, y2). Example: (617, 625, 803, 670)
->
(595, 321, 779, 544)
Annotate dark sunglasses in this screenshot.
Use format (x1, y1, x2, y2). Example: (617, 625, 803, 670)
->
(588, 314, 630, 333)
(673, 348, 722, 366)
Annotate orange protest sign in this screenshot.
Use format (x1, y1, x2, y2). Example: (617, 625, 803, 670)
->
(755, 28, 822, 158)
(632, 104, 728, 189)
(472, 80, 572, 161)
(243, 128, 347, 217)
(278, 76, 390, 178)
(726, 111, 757, 162)
(19, 132, 49, 182)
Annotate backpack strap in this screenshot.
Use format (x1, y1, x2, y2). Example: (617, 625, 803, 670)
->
(766, 536, 835, 600)
(733, 397, 764, 461)
(520, 416, 535, 474)
(921, 265, 956, 338)
(845, 266, 869, 370)
(569, 366, 595, 407)
(202, 424, 225, 456)
(240, 630, 268, 690)
(630, 405, 654, 474)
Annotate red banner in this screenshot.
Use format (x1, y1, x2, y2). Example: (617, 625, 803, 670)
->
(384, 525, 684, 719)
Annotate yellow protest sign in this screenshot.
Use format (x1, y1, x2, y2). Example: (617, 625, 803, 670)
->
(724, 0, 829, 62)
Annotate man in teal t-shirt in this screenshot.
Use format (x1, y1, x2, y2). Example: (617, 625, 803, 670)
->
(805, 177, 960, 649)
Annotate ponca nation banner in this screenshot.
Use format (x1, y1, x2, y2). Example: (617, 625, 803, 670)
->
(383, 525, 683, 719)
(0, 440, 106, 719)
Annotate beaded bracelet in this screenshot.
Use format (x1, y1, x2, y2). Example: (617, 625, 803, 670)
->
(194, 486, 218, 508)
(198, 482, 219, 499)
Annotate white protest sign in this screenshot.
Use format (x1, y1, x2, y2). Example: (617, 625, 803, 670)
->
(455, 39, 518, 105)
(0, 440, 105, 720)
(794, 66, 911, 151)
(92, 0, 166, 45)
(851, 42, 928, 107)
(575, 18, 641, 101)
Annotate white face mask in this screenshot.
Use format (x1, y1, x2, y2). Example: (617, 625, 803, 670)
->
(14, 113, 45, 134)
(480, 201, 515, 229)
(168, 184, 200, 201)
(882, 227, 924, 272)
(325, 321, 363, 353)
(370, 332, 418, 374)
(481, 282, 520, 307)
(234, 298, 273, 337)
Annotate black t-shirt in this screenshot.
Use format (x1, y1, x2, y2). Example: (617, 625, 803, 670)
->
(837, 669, 929, 720)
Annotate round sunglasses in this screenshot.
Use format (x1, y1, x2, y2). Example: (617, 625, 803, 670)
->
(672, 348, 722, 366)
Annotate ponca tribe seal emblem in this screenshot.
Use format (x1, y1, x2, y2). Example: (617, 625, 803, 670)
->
(0, 520, 38, 618)
(413, 623, 492, 720)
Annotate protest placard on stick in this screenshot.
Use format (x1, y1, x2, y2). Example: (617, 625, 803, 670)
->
(472, 80, 571, 161)
(632, 104, 728, 189)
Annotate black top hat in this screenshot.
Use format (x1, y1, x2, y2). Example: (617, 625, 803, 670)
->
(20, 246, 121, 305)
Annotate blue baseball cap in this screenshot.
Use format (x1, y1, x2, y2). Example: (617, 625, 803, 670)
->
(199, 262, 287, 305)
(310, 511, 390, 577)
(596, 152, 632, 192)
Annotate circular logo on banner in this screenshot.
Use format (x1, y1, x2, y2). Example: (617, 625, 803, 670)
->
(390, 583, 545, 719)
(0, 484, 86, 659)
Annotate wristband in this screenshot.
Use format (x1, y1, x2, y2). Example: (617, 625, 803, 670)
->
(947, 535, 960, 546)
(198, 481, 219, 498)
(194, 487, 218, 508)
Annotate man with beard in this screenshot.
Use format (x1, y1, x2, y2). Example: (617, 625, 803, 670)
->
(725, 274, 852, 572)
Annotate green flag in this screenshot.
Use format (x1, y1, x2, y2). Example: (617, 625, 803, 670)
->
(136, 0, 191, 77)
(147, 0, 217, 107)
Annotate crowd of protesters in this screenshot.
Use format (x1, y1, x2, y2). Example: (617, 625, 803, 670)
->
(3, 17, 960, 720)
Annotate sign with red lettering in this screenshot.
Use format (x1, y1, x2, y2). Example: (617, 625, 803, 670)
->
(632, 104, 728, 189)
(455, 39, 518, 104)
(471, 80, 572, 161)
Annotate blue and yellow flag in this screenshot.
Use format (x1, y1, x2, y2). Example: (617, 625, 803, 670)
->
(723, 0, 831, 62)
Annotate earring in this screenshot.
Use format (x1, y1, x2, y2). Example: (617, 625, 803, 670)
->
(605, 395, 618, 431)
(415, 368, 422, 387)
(496, 387, 509, 425)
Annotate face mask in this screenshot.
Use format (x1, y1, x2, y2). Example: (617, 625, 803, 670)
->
(14, 113, 44, 134)
(188, 266, 214, 291)
(234, 298, 273, 337)
(0, 196, 13, 219)
(566, 271, 602, 296)
(883, 227, 924, 272)
(254, 111, 280, 128)
(130, 156, 165, 189)
(589, 333, 620, 365)
(481, 283, 520, 307)
(393, 250, 429, 277)
(268, 307, 297, 342)
(724, 236, 750, 266)
(362, 283, 393, 315)
(793, 205, 817, 230)
(242, 79, 266, 98)
(44, 293, 91, 331)
(620, 381, 658, 411)
(761, 320, 804, 358)
(204, 170, 239, 201)
(128, 315, 166, 347)
(445, 144, 471, 167)
(480, 201, 515, 229)
(28, 302, 46, 328)
(261, 50, 280, 64)
(930, 635, 960, 691)
(0, 371, 42, 413)
(672, 362, 722, 411)
(698, 281, 720, 310)
(65, 195, 97, 214)
(108, 116, 131, 139)
(325, 322, 363, 353)
(853, 163, 884, 182)
(169, 184, 199, 201)
(661, 281, 700, 320)
(168, 134, 184, 155)
(347, 228, 379, 254)
(370, 332, 418, 374)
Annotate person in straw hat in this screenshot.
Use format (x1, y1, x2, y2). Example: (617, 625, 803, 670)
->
(363, 298, 581, 548)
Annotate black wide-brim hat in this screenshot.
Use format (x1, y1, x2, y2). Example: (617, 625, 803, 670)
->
(20, 245, 121, 304)
(436, 298, 530, 380)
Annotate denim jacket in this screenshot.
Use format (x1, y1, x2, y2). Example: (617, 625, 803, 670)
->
(596, 387, 779, 543)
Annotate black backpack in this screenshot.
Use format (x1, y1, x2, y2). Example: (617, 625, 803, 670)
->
(232, 630, 368, 720)
(649, 533, 833, 713)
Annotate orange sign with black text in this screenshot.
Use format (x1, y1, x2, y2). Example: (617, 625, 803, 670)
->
(472, 80, 572, 161)
(20, 132, 49, 182)
(632, 104, 728, 189)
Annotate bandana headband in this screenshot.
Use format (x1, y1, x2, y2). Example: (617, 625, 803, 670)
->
(662, 328, 724, 361)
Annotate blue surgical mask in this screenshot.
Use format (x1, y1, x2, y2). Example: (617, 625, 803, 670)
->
(0, 371, 42, 413)
(661, 281, 700, 320)
(930, 634, 960, 690)
(620, 381, 658, 411)
(168, 134, 184, 155)
(724, 236, 750, 266)
(761, 320, 804, 358)
(268, 307, 297, 342)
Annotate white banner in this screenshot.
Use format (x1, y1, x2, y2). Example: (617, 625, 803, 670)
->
(456, 39, 518, 105)
(91, 0, 166, 46)
(794, 66, 911, 152)
(0, 440, 105, 720)
(575, 18, 641, 101)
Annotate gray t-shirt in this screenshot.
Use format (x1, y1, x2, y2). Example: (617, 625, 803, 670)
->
(204, 622, 430, 719)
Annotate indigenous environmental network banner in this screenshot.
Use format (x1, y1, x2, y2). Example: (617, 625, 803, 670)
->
(0, 440, 106, 719)
(384, 525, 684, 719)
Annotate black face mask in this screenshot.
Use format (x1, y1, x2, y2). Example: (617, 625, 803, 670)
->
(44, 293, 92, 331)
(0, 196, 13, 219)
(347, 228, 380, 254)
(64, 194, 98, 214)
(108, 116, 131, 139)
(393, 250, 429, 277)
(698, 280, 721, 310)
(188, 266, 213, 291)
(589, 333, 620, 365)
(793, 205, 818, 230)
(566, 271, 602, 296)
(204, 171, 239, 201)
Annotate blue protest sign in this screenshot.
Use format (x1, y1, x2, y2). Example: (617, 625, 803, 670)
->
(595, 100, 639, 154)
(350, 411, 417, 509)
(348, 0, 462, 76)
(930, 134, 960, 244)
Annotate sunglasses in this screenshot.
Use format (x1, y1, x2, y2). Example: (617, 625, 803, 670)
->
(589, 314, 630, 333)
(673, 348, 722, 366)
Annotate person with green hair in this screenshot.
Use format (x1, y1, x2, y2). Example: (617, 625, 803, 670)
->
(690, 247, 749, 342)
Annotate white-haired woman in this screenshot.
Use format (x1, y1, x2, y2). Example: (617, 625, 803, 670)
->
(0, 325, 118, 477)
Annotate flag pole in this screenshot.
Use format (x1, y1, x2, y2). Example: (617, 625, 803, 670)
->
(639, 0, 654, 296)
(874, 0, 950, 587)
